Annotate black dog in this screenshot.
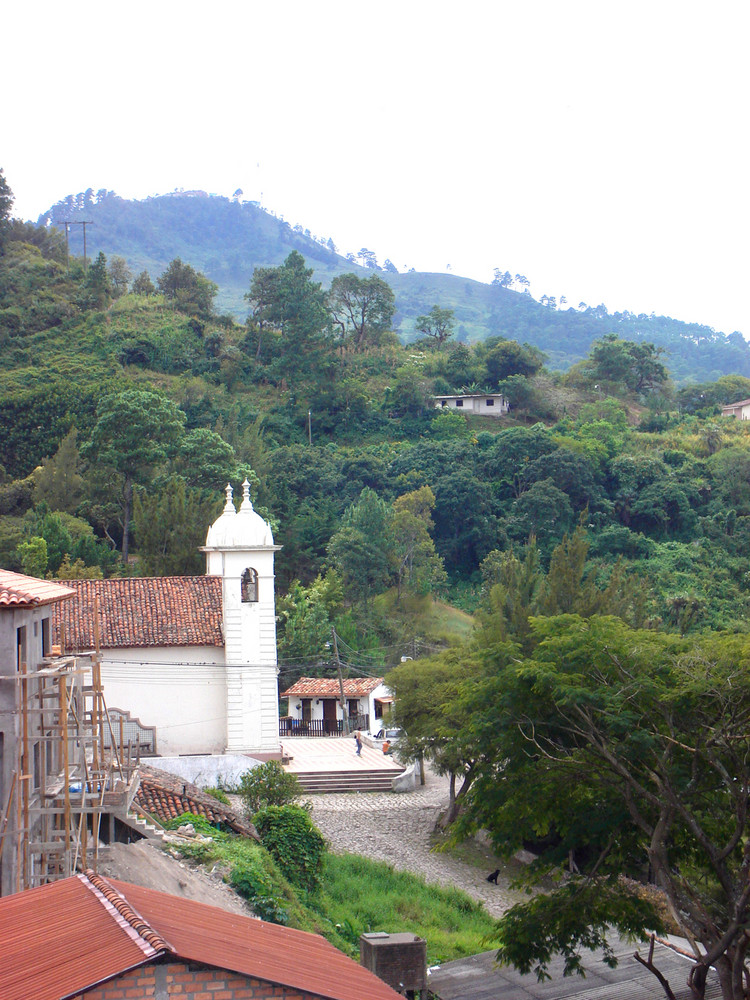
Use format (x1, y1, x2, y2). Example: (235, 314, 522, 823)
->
(486, 869, 500, 885)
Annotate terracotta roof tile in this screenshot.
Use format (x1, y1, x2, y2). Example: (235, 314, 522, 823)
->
(0, 570, 75, 608)
(52, 576, 224, 649)
(281, 676, 385, 698)
(136, 765, 258, 839)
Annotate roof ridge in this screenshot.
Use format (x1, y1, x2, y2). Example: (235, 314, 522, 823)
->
(80, 871, 171, 957)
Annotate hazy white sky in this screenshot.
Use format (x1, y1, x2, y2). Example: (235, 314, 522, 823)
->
(4, 1, 749, 335)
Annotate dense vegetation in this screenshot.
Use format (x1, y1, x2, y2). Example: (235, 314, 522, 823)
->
(36, 186, 750, 378)
(165, 806, 497, 964)
(7, 166, 750, 995)
(4, 167, 750, 652)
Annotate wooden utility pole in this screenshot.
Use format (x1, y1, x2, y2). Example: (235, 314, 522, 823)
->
(61, 220, 94, 270)
(331, 627, 349, 734)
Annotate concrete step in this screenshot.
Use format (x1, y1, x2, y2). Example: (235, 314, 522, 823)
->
(293, 768, 404, 794)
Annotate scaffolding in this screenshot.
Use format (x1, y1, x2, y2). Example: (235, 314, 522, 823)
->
(0, 649, 140, 893)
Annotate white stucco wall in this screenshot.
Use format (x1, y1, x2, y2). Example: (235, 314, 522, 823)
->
(99, 646, 226, 756)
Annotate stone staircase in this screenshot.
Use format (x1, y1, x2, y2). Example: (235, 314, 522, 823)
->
(293, 767, 404, 794)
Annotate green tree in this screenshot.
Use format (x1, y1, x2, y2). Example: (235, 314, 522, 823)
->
(392, 485, 446, 599)
(133, 477, 217, 575)
(131, 270, 155, 296)
(0, 167, 14, 251)
(389, 648, 483, 824)
(175, 428, 241, 493)
(328, 273, 395, 350)
(581, 335, 669, 395)
(157, 258, 217, 319)
(238, 761, 304, 815)
(414, 305, 455, 348)
(503, 478, 574, 554)
(483, 338, 544, 387)
(327, 487, 394, 609)
(107, 256, 132, 297)
(460, 618, 750, 1000)
(22, 504, 73, 574)
(17, 536, 47, 578)
(34, 427, 83, 513)
(246, 252, 333, 387)
(83, 251, 112, 308)
(277, 575, 337, 669)
(83, 389, 186, 562)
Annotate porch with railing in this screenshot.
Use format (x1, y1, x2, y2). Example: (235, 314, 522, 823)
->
(279, 714, 369, 737)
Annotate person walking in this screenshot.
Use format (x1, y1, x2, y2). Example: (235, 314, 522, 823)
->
(354, 730, 363, 756)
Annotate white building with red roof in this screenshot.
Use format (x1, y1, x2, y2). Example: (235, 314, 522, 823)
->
(721, 397, 750, 419)
(281, 675, 394, 735)
(52, 481, 282, 758)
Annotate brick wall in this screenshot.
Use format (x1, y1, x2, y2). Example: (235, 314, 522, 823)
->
(78, 960, 325, 1000)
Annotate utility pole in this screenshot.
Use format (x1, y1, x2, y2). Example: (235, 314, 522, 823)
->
(61, 220, 94, 270)
(331, 627, 349, 734)
(308, 409, 312, 446)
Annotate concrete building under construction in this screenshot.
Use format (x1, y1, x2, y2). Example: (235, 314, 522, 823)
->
(0, 570, 143, 896)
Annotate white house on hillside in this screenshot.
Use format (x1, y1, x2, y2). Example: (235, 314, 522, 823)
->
(722, 398, 750, 419)
(53, 481, 282, 759)
(434, 392, 509, 416)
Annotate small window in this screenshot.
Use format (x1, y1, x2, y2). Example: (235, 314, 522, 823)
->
(455, 399, 463, 407)
(241, 568, 258, 603)
(486, 398, 494, 407)
(441, 399, 447, 407)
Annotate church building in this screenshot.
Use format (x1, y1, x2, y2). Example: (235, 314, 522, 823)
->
(52, 481, 282, 759)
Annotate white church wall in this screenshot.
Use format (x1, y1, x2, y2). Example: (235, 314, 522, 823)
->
(100, 647, 226, 756)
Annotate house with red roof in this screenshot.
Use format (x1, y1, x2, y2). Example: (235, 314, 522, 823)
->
(52, 481, 283, 759)
(0, 870, 403, 1000)
(721, 397, 750, 419)
(281, 676, 394, 735)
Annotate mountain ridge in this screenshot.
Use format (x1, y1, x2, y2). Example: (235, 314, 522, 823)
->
(37, 190, 750, 381)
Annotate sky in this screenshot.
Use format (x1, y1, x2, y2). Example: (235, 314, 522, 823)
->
(4, 1, 749, 336)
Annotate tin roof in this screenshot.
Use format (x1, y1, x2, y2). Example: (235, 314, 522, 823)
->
(426, 940, 718, 1000)
(722, 398, 750, 409)
(0, 872, 403, 1000)
(51, 576, 224, 649)
(281, 676, 385, 698)
(0, 570, 75, 608)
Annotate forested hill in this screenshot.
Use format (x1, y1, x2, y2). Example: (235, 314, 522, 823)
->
(39, 190, 750, 382)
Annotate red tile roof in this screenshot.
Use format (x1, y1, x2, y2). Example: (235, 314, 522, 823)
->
(0, 873, 403, 1000)
(136, 765, 258, 839)
(0, 570, 75, 608)
(52, 576, 224, 649)
(281, 676, 385, 698)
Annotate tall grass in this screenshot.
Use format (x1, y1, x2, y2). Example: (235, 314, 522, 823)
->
(309, 852, 497, 963)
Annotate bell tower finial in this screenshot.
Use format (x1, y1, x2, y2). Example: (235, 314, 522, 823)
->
(240, 477, 254, 512)
(223, 483, 236, 514)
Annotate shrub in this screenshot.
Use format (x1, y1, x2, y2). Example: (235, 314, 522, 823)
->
(253, 805, 326, 893)
(229, 859, 288, 924)
(238, 761, 304, 816)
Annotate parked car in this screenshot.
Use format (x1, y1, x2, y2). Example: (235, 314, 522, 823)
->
(374, 726, 401, 742)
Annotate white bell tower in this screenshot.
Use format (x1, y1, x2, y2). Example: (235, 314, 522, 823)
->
(203, 480, 281, 755)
